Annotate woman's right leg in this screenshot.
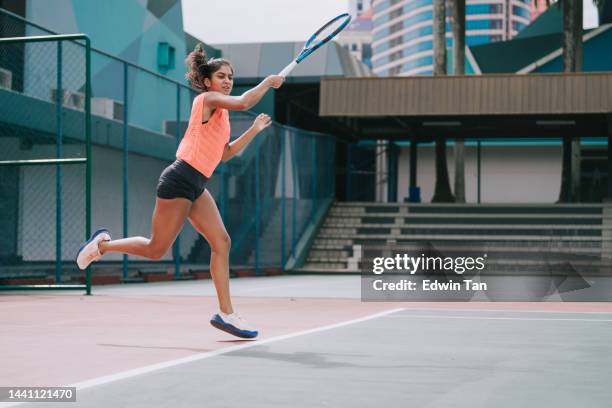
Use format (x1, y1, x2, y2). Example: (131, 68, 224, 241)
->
(99, 197, 192, 260)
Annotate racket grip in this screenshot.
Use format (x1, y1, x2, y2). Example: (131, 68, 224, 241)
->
(279, 60, 298, 78)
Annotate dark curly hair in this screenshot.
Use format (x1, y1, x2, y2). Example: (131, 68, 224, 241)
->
(185, 43, 233, 92)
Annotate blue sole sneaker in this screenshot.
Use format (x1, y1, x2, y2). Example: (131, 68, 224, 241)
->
(76, 228, 111, 270)
(210, 313, 258, 339)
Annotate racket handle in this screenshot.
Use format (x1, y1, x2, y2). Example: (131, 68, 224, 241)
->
(279, 60, 298, 78)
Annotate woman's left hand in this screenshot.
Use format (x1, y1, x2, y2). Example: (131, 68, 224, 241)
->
(253, 113, 272, 132)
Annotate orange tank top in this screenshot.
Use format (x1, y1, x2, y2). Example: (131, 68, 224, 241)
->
(176, 93, 230, 178)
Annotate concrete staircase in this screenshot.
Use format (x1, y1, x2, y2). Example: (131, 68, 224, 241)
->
(246, 199, 315, 266)
(295, 202, 610, 275)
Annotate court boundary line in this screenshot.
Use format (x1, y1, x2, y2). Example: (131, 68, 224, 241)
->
(0, 307, 405, 408)
(390, 307, 612, 315)
(388, 314, 612, 322)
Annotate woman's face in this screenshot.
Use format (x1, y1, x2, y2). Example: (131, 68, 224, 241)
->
(205, 64, 233, 95)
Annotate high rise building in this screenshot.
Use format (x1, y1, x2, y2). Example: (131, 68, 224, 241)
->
(372, 0, 532, 76)
(338, 7, 374, 68)
(350, 0, 374, 17)
(530, 0, 549, 21)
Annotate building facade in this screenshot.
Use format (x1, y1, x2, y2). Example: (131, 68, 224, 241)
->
(337, 7, 374, 68)
(350, 0, 374, 18)
(24, 0, 187, 82)
(372, 0, 532, 76)
(530, 0, 549, 21)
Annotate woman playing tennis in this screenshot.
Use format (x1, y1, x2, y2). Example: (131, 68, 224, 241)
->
(76, 44, 284, 339)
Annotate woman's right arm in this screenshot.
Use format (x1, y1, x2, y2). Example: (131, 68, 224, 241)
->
(204, 75, 284, 111)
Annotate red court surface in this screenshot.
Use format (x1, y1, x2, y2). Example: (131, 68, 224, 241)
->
(2, 293, 612, 389)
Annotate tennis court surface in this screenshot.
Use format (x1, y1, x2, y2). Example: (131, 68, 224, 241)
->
(2, 275, 612, 408)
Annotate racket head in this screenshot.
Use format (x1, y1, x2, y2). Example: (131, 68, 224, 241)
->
(297, 13, 352, 62)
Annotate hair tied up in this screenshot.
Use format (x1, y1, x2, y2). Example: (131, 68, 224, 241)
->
(185, 43, 233, 92)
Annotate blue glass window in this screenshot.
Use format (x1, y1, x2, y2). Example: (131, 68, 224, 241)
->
(401, 55, 433, 71)
(374, 25, 433, 54)
(466, 35, 491, 46)
(512, 5, 531, 19)
(373, 0, 431, 25)
(374, 10, 433, 41)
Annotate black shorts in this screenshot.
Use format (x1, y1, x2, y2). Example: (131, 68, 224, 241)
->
(156, 159, 209, 202)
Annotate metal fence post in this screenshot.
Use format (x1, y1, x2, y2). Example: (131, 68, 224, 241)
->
(122, 62, 129, 280)
(332, 139, 336, 199)
(346, 144, 352, 201)
(280, 129, 286, 270)
(255, 143, 260, 275)
(220, 165, 226, 221)
(55, 40, 63, 283)
(311, 136, 317, 221)
(291, 132, 297, 257)
(477, 140, 481, 204)
(85, 36, 92, 295)
(173, 84, 181, 277)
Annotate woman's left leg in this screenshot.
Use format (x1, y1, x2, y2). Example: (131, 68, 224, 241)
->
(188, 189, 233, 314)
(189, 189, 259, 339)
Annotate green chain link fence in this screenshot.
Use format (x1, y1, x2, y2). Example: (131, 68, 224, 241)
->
(0, 9, 336, 289)
(0, 32, 92, 292)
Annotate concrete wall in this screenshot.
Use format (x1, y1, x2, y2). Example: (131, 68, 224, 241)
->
(25, 0, 187, 83)
(396, 144, 562, 203)
(20, 0, 193, 135)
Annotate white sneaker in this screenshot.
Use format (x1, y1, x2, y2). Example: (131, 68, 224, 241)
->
(210, 311, 258, 339)
(76, 228, 111, 270)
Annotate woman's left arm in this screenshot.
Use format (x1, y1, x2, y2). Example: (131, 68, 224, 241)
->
(222, 113, 272, 162)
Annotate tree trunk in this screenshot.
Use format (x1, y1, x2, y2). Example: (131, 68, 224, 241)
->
(433, 138, 454, 202)
(452, 0, 466, 203)
(558, 0, 583, 203)
(559, 135, 572, 202)
(432, 0, 454, 202)
(563, 0, 583, 73)
(433, 0, 447, 76)
(571, 0, 583, 202)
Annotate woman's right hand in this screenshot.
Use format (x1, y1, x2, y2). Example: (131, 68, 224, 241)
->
(252, 113, 273, 132)
(264, 75, 284, 89)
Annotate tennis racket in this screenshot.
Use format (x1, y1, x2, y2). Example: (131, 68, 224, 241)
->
(278, 13, 352, 78)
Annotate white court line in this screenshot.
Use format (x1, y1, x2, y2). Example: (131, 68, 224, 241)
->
(0, 307, 405, 408)
(394, 307, 612, 315)
(389, 314, 612, 322)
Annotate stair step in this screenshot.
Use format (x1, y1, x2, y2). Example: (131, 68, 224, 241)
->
(301, 262, 347, 269)
(316, 233, 603, 241)
(308, 249, 350, 258)
(291, 267, 359, 274)
(333, 202, 603, 208)
(309, 245, 602, 256)
(355, 257, 612, 267)
(297, 202, 608, 274)
(322, 222, 603, 229)
(313, 238, 354, 246)
(306, 257, 350, 263)
(326, 213, 602, 220)
(331, 205, 603, 216)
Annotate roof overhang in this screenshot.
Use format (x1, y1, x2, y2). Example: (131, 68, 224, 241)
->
(319, 73, 612, 140)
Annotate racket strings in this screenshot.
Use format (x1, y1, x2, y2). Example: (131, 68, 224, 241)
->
(313, 21, 346, 43)
(307, 14, 351, 48)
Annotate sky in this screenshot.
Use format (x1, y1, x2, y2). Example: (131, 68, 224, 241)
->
(182, 0, 348, 44)
(182, 0, 600, 45)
